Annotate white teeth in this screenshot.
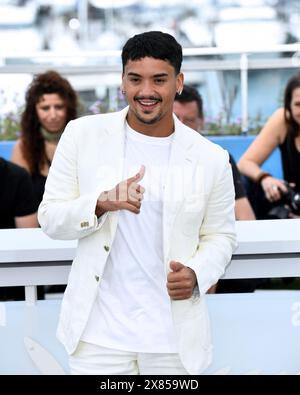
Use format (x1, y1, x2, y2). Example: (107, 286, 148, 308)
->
(139, 101, 157, 106)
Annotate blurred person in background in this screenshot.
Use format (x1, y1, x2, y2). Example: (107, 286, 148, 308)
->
(238, 73, 300, 220)
(11, 70, 78, 207)
(174, 85, 258, 294)
(0, 157, 38, 229)
(0, 156, 38, 300)
(11, 70, 78, 298)
(174, 85, 255, 221)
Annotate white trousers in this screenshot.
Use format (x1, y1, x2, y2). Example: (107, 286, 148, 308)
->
(69, 341, 189, 375)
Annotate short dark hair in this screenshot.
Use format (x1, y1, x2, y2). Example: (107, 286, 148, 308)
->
(284, 73, 300, 138)
(121, 31, 182, 75)
(175, 85, 203, 120)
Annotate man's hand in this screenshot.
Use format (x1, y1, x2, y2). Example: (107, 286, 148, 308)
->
(95, 165, 145, 217)
(167, 261, 197, 300)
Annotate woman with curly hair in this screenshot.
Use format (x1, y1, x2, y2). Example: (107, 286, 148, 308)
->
(11, 70, 78, 206)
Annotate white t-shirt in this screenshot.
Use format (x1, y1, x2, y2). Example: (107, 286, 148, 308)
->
(81, 123, 178, 353)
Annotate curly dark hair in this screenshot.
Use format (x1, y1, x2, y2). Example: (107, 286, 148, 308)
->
(20, 70, 78, 173)
(284, 73, 300, 139)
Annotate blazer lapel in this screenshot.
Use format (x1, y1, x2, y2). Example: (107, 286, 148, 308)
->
(97, 109, 196, 252)
(96, 107, 129, 238)
(162, 117, 195, 264)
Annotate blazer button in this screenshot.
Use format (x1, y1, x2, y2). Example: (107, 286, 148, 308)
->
(104, 245, 110, 252)
(95, 275, 100, 282)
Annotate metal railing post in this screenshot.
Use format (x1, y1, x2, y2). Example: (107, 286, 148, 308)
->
(240, 53, 249, 135)
(78, 0, 89, 49)
(25, 286, 37, 306)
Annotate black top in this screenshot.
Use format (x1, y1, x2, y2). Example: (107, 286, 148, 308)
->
(279, 133, 300, 191)
(0, 157, 38, 228)
(32, 172, 47, 206)
(229, 154, 246, 200)
(31, 158, 51, 205)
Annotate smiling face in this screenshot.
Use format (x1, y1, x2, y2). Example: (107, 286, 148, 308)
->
(122, 57, 183, 136)
(35, 93, 67, 133)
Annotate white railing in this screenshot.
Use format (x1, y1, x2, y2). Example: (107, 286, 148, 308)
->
(1, 219, 300, 305)
(1, 44, 300, 133)
(1, 43, 300, 59)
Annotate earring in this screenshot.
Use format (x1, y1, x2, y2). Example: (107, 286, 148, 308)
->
(177, 90, 182, 95)
(121, 89, 126, 95)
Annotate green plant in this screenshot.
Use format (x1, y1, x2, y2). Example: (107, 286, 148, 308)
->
(88, 90, 127, 115)
(0, 100, 87, 141)
(0, 96, 267, 140)
(204, 111, 266, 136)
(204, 112, 242, 135)
(247, 111, 266, 135)
(0, 111, 21, 141)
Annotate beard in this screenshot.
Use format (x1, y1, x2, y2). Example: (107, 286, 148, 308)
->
(134, 105, 164, 125)
(132, 95, 163, 125)
(135, 111, 163, 125)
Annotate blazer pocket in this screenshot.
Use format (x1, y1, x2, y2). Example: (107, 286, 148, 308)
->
(181, 195, 206, 236)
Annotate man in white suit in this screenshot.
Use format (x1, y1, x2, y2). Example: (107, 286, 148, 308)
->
(38, 31, 236, 375)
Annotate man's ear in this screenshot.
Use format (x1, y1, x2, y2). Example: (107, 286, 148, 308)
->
(176, 72, 184, 94)
(199, 117, 205, 132)
(121, 72, 126, 91)
(120, 74, 125, 94)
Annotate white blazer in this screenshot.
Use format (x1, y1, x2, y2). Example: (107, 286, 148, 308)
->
(38, 107, 236, 374)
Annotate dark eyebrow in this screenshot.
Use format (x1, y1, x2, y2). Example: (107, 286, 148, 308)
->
(127, 72, 169, 78)
(153, 73, 168, 78)
(127, 72, 141, 77)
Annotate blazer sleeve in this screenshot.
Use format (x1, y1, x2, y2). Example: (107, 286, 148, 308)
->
(186, 150, 237, 294)
(38, 120, 108, 240)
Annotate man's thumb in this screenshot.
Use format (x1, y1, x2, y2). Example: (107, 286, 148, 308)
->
(135, 165, 145, 182)
(170, 261, 185, 272)
(127, 165, 146, 184)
